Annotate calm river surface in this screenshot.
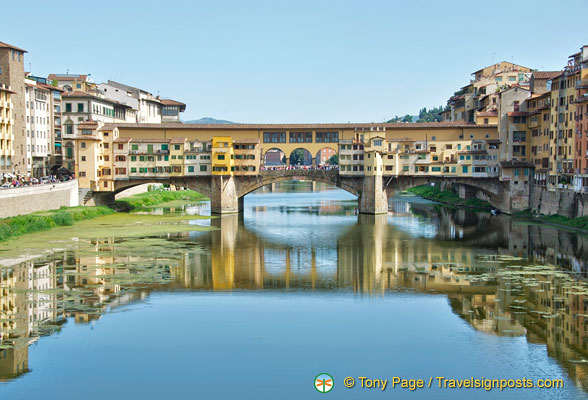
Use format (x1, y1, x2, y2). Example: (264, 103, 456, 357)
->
(1, 181, 588, 399)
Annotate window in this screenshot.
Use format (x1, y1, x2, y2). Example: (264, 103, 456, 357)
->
(81, 156, 86, 162)
(76, 84, 81, 89)
(188, 166, 194, 173)
(131, 144, 138, 151)
(131, 167, 137, 173)
(65, 103, 72, 112)
(104, 143, 109, 149)
(174, 145, 180, 150)
(373, 139, 382, 146)
(218, 154, 225, 160)
(462, 166, 468, 173)
(161, 144, 168, 151)
(77, 103, 83, 112)
(131, 156, 136, 161)
(200, 165, 207, 172)
(80, 142, 86, 148)
(289, 132, 313, 143)
(316, 131, 339, 143)
(79, 171, 86, 177)
(263, 132, 286, 143)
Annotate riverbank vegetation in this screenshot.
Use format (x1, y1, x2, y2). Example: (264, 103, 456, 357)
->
(406, 185, 493, 211)
(114, 189, 208, 210)
(515, 210, 588, 232)
(0, 189, 208, 242)
(0, 206, 115, 242)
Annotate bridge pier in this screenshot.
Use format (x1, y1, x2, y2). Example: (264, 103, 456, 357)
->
(211, 175, 244, 214)
(359, 176, 388, 214)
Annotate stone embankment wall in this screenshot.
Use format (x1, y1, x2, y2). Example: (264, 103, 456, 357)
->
(0, 180, 79, 218)
(530, 186, 588, 218)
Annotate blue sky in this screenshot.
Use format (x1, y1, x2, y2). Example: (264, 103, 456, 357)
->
(2, 0, 587, 123)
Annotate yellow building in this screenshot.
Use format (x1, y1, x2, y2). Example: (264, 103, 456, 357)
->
(170, 137, 186, 177)
(527, 92, 551, 186)
(549, 68, 578, 188)
(211, 136, 233, 175)
(0, 84, 15, 176)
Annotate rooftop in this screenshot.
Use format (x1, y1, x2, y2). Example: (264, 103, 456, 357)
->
(532, 71, 563, 80)
(101, 121, 497, 131)
(0, 41, 27, 53)
(48, 74, 88, 82)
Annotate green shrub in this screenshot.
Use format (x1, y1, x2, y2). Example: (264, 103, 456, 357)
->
(115, 189, 207, 211)
(0, 206, 115, 242)
(407, 185, 492, 211)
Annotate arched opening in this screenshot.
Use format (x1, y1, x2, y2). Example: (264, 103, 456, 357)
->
(263, 148, 286, 167)
(315, 147, 338, 167)
(289, 148, 312, 167)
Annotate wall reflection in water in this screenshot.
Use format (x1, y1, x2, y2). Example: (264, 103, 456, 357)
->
(1, 196, 588, 390)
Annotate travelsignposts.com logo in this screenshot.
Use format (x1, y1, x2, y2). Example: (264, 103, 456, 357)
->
(315, 373, 334, 393)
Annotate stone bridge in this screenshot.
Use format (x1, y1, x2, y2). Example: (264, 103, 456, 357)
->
(91, 170, 527, 214)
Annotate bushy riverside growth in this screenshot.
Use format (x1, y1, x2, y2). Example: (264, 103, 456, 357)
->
(406, 185, 493, 211)
(114, 189, 208, 210)
(0, 206, 114, 242)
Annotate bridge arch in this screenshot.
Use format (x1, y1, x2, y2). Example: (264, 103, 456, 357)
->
(234, 170, 362, 199)
(263, 148, 286, 167)
(314, 146, 338, 166)
(289, 148, 312, 166)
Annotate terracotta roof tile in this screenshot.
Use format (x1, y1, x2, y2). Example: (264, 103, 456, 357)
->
(233, 138, 260, 144)
(532, 71, 563, 80)
(100, 122, 497, 131)
(48, 74, 87, 81)
(0, 41, 27, 53)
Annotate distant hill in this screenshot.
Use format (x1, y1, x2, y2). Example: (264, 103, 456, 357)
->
(183, 117, 235, 124)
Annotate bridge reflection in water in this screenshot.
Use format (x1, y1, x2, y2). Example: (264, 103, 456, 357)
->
(2, 198, 588, 389)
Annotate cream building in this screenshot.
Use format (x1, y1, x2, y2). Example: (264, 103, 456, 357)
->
(0, 84, 14, 177)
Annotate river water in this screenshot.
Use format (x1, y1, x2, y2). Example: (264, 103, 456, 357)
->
(1, 181, 588, 399)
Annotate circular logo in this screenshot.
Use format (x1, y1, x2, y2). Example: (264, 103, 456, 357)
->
(314, 373, 334, 393)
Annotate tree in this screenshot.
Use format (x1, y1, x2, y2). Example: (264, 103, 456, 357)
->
(290, 149, 309, 165)
(327, 154, 338, 165)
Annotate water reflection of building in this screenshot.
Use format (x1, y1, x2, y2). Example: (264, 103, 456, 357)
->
(3, 194, 588, 389)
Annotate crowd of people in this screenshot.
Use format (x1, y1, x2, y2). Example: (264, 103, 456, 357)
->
(261, 164, 339, 171)
(1, 174, 74, 189)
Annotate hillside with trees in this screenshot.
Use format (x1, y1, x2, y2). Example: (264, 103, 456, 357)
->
(387, 106, 445, 123)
